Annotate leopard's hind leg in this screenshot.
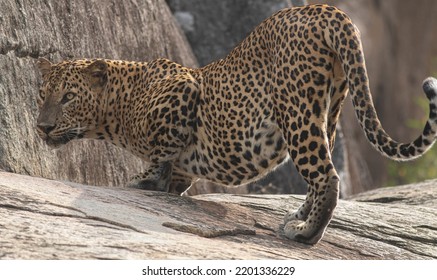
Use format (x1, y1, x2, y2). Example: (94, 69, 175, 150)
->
(274, 65, 342, 244)
(282, 126, 340, 244)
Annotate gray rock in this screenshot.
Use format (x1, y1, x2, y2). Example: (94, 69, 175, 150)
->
(0, 0, 197, 186)
(167, 0, 290, 66)
(1, 171, 435, 259)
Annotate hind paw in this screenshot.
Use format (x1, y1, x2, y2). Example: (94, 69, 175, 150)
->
(283, 219, 326, 245)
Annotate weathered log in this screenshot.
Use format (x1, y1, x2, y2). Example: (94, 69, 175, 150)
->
(1, 171, 435, 259)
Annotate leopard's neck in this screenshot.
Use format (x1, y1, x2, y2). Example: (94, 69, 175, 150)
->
(87, 60, 147, 149)
(87, 58, 198, 160)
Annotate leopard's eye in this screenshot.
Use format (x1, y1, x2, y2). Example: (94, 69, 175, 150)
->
(61, 92, 76, 104)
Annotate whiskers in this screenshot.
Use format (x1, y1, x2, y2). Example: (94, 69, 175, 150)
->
(65, 124, 88, 140)
(50, 123, 88, 145)
(36, 119, 92, 148)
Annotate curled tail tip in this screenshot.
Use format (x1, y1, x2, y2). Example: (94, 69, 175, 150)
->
(423, 77, 437, 100)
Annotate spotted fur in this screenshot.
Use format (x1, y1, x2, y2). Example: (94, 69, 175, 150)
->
(36, 5, 437, 244)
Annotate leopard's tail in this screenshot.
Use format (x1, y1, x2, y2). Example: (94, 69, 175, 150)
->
(326, 7, 437, 161)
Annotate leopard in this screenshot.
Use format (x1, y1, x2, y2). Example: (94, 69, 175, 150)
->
(36, 4, 437, 245)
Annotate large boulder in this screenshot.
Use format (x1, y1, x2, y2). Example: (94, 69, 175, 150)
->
(167, 0, 291, 66)
(0, 0, 197, 186)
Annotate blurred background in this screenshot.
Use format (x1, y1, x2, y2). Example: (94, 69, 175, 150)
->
(1, 0, 436, 197)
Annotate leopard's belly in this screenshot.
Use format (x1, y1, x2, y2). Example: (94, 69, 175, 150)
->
(177, 118, 288, 186)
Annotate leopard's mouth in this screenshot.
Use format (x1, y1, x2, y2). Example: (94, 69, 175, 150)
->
(37, 128, 86, 149)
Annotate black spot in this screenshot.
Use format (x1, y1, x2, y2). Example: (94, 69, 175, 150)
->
(234, 142, 243, 152)
(254, 144, 261, 155)
(298, 157, 309, 165)
(275, 138, 284, 151)
(382, 145, 396, 156)
(309, 141, 318, 151)
(231, 170, 245, 181)
(247, 163, 258, 172)
(318, 145, 327, 160)
(312, 100, 321, 118)
(230, 155, 241, 166)
(400, 144, 415, 157)
(309, 155, 318, 165)
(243, 150, 253, 161)
(225, 175, 234, 183)
(309, 171, 319, 179)
(259, 159, 269, 168)
(325, 163, 334, 173)
(292, 134, 299, 146)
(191, 166, 197, 174)
(299, 131, 309, 142)
(199, 167, 207, 175)
(236, 166, 247, 174)
(413, 137, 423, 148)
(310, 123, 320, 136)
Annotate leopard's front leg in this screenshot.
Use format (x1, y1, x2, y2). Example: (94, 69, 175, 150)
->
(168, 168, 194, 195)
(127, 162, 172, 192)
(127, 73, 200, 193)
(127, 163, 195, 195)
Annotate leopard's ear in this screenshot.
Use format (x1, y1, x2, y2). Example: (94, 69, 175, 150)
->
(37, 58, 53, 78)
(83, 60, 108, 91)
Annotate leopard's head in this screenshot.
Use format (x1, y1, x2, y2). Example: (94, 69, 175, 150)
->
(36, 58, 108, 148)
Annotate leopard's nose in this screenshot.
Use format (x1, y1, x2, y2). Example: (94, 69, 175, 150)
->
(37, 123, 56, 134)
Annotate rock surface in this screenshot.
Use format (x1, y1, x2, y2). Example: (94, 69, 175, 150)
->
(0, 0, 197, 186)
(1, 171, 435, 259)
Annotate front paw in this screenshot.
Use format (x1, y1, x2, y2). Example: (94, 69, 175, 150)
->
(126, 177, 169, 192)
(126, 162, 172, 192)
